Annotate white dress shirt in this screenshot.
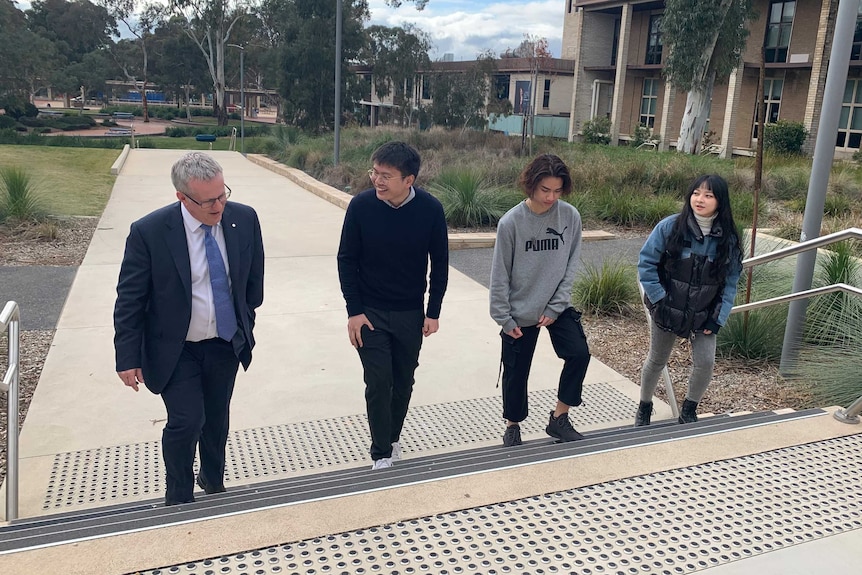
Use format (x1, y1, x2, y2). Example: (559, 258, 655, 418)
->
(181, 203, 232, 342)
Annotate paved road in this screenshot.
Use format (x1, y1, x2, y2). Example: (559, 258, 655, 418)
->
(0, 266, 77, 331)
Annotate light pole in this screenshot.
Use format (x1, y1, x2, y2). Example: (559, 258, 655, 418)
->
(227, 43, 245, 154)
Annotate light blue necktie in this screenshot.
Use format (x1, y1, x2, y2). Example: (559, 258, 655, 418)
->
(201, 224, 237, 342)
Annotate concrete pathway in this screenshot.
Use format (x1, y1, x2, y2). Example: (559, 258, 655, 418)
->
(6, 149, 653, 520)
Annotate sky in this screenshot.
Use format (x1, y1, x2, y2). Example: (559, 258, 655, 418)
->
(12, 0, 565, 62)
(367, 0, 565, 62)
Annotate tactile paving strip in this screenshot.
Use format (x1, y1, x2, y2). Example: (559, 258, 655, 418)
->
(44, 382, 635, 509)
(134, 433, 862, 575)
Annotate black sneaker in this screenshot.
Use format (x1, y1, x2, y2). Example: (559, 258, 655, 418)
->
(546, 410, 584, 442)
(503, 424, 522, 447)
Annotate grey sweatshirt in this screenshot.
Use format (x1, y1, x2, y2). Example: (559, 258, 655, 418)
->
(490, 200, 583, 333)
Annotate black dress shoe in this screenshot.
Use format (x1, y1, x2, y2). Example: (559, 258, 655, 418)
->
(196, 474, 227, 494)
(165, 496, 195, 506)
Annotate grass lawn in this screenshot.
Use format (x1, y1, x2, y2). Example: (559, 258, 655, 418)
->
(0, 145, 118, 217)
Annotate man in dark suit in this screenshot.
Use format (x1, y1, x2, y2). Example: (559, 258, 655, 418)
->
(114, 152, 264, 506)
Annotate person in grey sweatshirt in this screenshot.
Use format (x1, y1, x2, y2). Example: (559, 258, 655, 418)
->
(489, 154, 591, 447)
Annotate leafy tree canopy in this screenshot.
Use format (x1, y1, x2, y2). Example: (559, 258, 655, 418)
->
(661, 0, 757, 91)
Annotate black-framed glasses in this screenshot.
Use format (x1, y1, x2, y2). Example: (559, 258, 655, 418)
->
(367, 168, 404, 183)
(182, 185, 231, 209)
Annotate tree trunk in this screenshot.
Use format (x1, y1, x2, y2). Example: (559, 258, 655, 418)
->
(677, 69, 716, 154)
(141, 80, 150, 123)
(185, 83, 192, 121)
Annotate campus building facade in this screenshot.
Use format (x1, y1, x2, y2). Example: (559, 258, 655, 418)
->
(563, 0, 862, 157)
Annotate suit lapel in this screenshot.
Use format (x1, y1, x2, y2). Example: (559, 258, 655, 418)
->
(222, 203, 242, 289)
(165, 203, 192, 298)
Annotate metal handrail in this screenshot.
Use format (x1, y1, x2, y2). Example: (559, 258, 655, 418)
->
(1, 301, 20, 520)
(638, 227, 862, 425)
(741, 227, 862, 269)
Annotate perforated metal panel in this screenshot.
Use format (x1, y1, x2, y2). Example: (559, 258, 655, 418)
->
(45, 383, 636, 509)
(134, 433, 862, 575)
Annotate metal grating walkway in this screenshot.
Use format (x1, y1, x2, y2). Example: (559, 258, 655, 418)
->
(133, 432, 862, 575)
(43, 383, 635, 509)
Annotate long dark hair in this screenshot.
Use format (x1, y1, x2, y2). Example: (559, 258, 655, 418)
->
(667, 174, 742, 271)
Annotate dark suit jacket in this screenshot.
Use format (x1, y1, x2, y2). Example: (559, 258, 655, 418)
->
(113, 201, 265, 394)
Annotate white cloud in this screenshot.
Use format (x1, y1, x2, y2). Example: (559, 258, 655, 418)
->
(367, 0, 565, 62)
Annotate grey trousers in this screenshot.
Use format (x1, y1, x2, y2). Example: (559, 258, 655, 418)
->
(640, 320, 716, 404)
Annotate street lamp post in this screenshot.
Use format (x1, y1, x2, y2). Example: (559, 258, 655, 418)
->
(227, 43, 245, 154)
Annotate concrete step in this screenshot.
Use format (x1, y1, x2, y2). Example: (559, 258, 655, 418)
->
(0, 408, 825, 556)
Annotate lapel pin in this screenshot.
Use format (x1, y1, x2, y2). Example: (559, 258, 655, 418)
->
(232, 223, 236, 228)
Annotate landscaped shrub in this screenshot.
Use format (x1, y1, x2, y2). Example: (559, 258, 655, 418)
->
(573, 258, 639, 316)
(630, 123, 659, 148)
(581, 116, 612, 145)
(0, 166, 43, 221)
(763, 121, 808, 155)
(429, 168, 513, 227)
(0, 115, 16, 129)
(805, 242, 862, 346)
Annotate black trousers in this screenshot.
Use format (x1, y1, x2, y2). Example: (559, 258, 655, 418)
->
(160, 338, 239, 504)
(500, 307, 591, 423)
(356, 307, 425, 460)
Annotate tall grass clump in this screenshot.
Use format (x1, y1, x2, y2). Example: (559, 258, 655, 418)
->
(429, 168, 514, 227)
(794, 304, 862, 407)
(572, 258, 639, 316)
(718, 261, 793, 360)
(0, 166, 43, 221)
(805, 241, 862, 346)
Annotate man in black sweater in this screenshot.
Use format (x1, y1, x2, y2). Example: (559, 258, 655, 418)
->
(337, 141, 449, 470)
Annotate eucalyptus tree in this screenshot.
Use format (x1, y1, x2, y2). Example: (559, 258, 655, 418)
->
(151, 16, 211, 120)
(102, 0, 166, 121)
(24, 0, 117, 104)
(428, 52, 503, 132)
(0, 0, 57, 102)
(661, 0, 757, 153)
(257, 0, 368, 132)
(362, 24, 431, 127)
(170, 0, 248, 125)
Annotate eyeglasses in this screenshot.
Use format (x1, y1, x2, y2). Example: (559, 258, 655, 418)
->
(367, 168, 405, 183)
(182, 185, 231, 209)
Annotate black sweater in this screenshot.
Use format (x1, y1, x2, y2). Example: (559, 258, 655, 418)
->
(337, 187, 449, 318)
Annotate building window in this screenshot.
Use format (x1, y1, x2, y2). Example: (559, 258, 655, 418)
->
(764, 1, 795, 63)
(493, 74, 510, 100)
(646, 15, 663, 65)
(837, 79, 862, 149)
(640, 78, 658, 128)
(612, 18, 620, 66)
(852, 4, 862, 60)
(753, 76, 784, 139)
(542, 79, 551, 108)
(421, 75, 431, 100)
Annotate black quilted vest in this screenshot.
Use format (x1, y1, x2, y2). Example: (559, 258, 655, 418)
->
(652, 215, 726, 337)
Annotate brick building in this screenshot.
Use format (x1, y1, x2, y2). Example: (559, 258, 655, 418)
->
(564, 0, 862, 157)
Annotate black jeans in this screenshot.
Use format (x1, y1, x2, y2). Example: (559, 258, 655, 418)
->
(160, 338, 239, 505)
(356, 307, 425, 460)
(500, 307, 591, 423)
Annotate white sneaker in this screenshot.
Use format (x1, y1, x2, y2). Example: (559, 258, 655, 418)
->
(391, 442, 403, 461)
(371, 457, 393, 470)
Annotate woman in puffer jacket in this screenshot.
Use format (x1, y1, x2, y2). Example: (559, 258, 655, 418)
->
(635, 174, 743, 426)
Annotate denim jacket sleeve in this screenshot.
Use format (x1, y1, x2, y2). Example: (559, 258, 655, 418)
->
(715, 239, 743, 326)
(638, 216, 676, 306)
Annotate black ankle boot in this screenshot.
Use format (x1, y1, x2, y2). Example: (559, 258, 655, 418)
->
(634, 401, 653, 427)
(678, 399, 699, 424)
